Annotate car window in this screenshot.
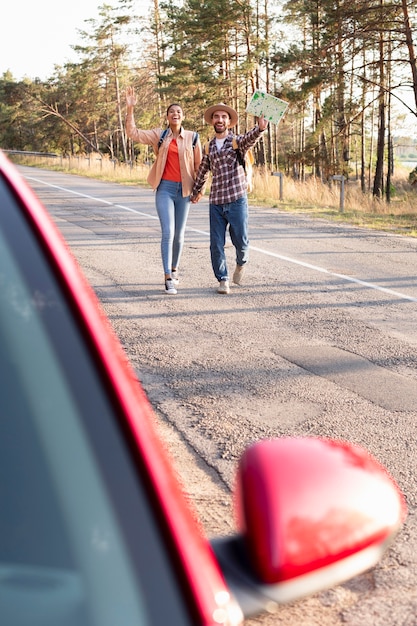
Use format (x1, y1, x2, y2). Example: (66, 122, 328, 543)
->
(0, 173, 193, 626)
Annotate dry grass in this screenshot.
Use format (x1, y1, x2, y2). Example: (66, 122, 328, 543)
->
(12, 153, 150, 185)
(10, 152, 417, 235)
(251, 164, 417, 235)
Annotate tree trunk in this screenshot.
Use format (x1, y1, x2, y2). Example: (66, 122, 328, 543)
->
(373, 24, 385, 198)
(401, 0, 417, 114)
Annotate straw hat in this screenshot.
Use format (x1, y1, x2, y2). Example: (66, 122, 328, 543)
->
(204, 103, 238, 127)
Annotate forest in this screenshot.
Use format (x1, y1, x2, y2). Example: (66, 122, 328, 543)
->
(1, 0, 417, 202)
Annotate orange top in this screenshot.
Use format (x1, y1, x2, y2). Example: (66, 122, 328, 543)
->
(162, 139, 181, 182)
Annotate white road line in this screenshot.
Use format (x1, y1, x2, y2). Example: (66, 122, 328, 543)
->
(27, 177, 159, 219)
(249, 245, 417, 302)
(27, 176, 417, 303)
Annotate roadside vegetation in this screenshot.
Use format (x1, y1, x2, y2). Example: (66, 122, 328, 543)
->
(1, 0, 417, 209)
(2, 0, 417, 230)
(10, 152, 417, 236)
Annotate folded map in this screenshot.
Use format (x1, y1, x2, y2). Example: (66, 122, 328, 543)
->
(246, 91, 288, 125)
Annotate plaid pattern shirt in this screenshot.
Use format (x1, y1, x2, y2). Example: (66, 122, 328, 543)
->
(192, 126, 264, 205)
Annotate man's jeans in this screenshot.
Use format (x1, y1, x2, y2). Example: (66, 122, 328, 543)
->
(155, 180, 190, 275)
(209, 195, 249, 282)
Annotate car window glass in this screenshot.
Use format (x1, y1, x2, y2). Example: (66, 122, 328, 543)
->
(0, 173, 193, 626)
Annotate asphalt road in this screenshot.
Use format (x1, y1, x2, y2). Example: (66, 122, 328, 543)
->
(21, 166, 417, 625)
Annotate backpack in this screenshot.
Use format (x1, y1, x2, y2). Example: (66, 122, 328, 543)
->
(204, 137, 255, 193)
(157, 128, 198, 151)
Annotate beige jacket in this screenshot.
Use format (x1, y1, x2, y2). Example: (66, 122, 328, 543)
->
(125, 113, 202, 197)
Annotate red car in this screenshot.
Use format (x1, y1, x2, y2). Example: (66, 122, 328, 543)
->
(0, 150, 406, 626)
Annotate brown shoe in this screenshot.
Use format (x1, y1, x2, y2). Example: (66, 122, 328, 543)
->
(217, 280, 230, 294)
(232, 264, 246, 285)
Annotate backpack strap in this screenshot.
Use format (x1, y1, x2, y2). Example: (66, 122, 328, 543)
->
(192, 131, 198, 148)
(157, 128, 169, 150)
(232, 136, 246, 171)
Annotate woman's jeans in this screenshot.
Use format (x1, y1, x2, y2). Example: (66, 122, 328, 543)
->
(155, 180, 190, 276)
(209, 195, 249, 281)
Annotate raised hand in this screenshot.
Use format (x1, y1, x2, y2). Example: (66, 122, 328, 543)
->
(125, 86, 137, 108)
(258, 114, 268, 131)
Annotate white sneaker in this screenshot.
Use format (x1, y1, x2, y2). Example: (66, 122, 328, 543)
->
(217, 280, 230, 294)
(171, 270, 179, 285)
(232, 264, 246, 285)
(165, 278, 177, 295)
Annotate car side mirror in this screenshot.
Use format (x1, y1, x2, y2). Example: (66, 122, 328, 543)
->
(211, 437, 406, 618)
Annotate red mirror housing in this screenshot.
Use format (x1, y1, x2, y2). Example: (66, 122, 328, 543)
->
(235, 438, 406, 590)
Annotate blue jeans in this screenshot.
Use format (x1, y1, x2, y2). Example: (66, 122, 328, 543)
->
(155, 180, 190, 275)
(209, 196, 249, 281)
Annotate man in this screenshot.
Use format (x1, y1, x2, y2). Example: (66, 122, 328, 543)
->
(191, 103, 268, 294)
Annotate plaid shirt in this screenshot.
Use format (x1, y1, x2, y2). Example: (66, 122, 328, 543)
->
(192, 126, 264, 205)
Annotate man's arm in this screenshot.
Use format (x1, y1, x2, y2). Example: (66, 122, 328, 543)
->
(238, 115, 268, 152)
(190, 154, 210, 203)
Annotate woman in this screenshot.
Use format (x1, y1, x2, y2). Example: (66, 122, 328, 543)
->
(125, 87, 202, 294)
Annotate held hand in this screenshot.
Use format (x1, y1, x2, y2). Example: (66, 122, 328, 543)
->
(125, 86, 137, 108)
(258, 115, 268, 131)
(191, 193, 202, 204)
